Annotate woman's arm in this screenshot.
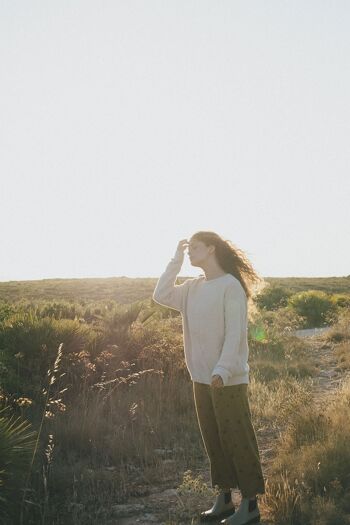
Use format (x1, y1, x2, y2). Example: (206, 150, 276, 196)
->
(211, 281, 248, 386)
(152, 241, 190, 313)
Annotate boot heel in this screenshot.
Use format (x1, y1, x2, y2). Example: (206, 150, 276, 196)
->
(199, 505, 235, 522)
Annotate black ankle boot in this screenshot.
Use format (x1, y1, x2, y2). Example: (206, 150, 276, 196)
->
(199, 491, 235, 522)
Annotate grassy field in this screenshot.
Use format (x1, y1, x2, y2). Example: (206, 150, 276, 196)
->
(0, 278, 349, 524)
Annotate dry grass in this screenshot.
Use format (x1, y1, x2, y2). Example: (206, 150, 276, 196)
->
(334, 341, 350, 370)
(322, 309, 350, 344)
(259, 377, 350, 524)
(1, 299, 350, 524)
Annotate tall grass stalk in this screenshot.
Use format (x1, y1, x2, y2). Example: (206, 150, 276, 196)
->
(20, 343, 64, 525)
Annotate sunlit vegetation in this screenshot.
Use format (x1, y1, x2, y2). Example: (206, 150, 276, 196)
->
(261, 370, 350, 525)
(0, 277, 349, 523)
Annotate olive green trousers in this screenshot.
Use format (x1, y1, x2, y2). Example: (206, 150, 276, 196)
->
(192, 381, 265, 498)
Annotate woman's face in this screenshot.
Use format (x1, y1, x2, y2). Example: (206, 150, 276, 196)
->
(188, 238, 214, 267)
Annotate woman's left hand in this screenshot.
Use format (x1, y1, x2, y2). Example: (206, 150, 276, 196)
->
(211, 374, 224, 388)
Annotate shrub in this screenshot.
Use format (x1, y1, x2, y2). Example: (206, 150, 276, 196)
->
(0, 303, 15, 323)
(255, 285, 293, 311)
(0, 313, 97, 402)
(331, 293, 350, 309)
(323, 308, 350, 343)
(287, 291, 337, 328)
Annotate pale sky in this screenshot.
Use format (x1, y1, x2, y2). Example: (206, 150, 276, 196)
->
(1, 1, 349, 282)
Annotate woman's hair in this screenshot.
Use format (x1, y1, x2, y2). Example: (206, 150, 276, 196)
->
(190, 230, 264, 301)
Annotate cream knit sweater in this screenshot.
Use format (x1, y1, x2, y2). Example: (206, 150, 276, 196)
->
(152, 248, 250, 386)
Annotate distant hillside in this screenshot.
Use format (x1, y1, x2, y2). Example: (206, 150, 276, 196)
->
(265, 276, 350, 294)
(0, 275, 349, 304)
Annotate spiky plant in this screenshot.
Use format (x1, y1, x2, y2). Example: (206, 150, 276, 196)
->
(0, 407, 36, 522)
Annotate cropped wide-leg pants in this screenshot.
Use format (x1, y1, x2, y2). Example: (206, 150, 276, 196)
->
(192, 381, 265, 498)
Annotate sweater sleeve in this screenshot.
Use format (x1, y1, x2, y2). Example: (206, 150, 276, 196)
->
(152, 249, 190, 313)
(211, 282, 247, 386)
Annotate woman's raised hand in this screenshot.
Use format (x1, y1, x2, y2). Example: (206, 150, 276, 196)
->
(176, 239, 189, 255)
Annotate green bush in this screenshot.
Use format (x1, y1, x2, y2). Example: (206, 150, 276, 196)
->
(0, 313, 97, 402)
(0, 303, 15, 323)
(255, 285, 293, 311)
(331, 293, 350, 309)
(287, 290, 337, 328)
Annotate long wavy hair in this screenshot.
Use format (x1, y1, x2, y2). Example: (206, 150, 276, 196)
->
(190, 230, 264, 301)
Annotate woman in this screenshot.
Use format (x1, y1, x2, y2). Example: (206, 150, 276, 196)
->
(152, 231, 265, 525)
